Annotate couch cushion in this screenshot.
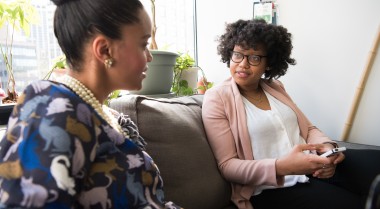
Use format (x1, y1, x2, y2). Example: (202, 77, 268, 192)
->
(110, 95, 232, 209)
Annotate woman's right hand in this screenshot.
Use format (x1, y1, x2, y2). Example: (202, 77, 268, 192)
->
(275, 144, 331, 176)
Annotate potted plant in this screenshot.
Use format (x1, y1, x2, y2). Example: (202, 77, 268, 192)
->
(172, 52, 213, 96)
(0, 0, 37, 104)
(45, 55, 119, 106)
(43, 55, 68, 82)
(172, 52, 196, 96)
(129, 0, 178, 96)
(197, 75, 213, 95)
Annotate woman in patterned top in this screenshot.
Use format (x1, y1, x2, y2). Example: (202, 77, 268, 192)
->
(0, 0, 182, 208)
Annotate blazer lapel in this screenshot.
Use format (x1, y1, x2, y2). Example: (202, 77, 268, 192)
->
(230, 78, 254, 160)
(260, 80, 308, 139)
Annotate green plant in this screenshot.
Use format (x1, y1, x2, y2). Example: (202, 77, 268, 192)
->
(196, 70, 213, 94)
(104, 90, 120, 106)
(172, 52, 213, 96)
(46, 55, 120, 106)
(43, 55, 67, 80)
(172, 52, 195, 96)
(0, 0, 37, 103)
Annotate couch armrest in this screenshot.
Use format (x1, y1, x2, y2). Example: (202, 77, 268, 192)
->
(334, 140, 380, 150)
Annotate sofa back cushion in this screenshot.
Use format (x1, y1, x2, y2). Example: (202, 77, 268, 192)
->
(110, 95, 232, 209)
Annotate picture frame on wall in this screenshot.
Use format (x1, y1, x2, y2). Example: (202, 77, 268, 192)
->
(253, 0, 278, 25)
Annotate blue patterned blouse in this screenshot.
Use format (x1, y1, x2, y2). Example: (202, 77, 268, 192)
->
(0, 80, 181, 209)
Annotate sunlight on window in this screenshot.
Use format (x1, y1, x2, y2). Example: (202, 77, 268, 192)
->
(140, 0, 195, 55)
(0, 0, 195, 94)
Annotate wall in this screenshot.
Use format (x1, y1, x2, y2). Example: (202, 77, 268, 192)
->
(197, 0, 380, 145)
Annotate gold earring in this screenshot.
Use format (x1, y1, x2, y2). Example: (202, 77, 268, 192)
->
(104, 58, 114, 69)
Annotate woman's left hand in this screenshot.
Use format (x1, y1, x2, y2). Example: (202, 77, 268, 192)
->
(312, 144, 345, 178)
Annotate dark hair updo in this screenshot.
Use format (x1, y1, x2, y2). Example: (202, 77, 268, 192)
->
(51, 0, 71, 6)
(52, 0, 143, 70)
(217, 19, 296, 80)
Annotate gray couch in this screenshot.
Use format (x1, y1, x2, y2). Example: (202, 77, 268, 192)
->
(110, 95, 380, 209)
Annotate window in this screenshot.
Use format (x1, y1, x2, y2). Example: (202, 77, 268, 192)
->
(140, 0, 196, 56)
(0, 0, 196, 94)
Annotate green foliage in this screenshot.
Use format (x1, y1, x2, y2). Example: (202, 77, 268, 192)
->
(172, 53, 214, 96)
(196, 66, 213, 93)
(0, 0, 37, 35)
(0, 0, 38, 100)
(104, 90, 120, 106)
(174, 53, 195, 71)
(172, 52, 196, 96)
(46, 55, 120, 107)
(196, 80, 213, 92)
(43, 55, 67, 80)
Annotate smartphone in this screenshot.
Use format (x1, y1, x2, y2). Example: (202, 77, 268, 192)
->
(320, 147, 346, 157)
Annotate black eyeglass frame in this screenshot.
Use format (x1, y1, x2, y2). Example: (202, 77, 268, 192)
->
(230, 51, 267, 66)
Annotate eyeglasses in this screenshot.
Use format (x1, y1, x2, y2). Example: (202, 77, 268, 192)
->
(230, 51, 267, 66)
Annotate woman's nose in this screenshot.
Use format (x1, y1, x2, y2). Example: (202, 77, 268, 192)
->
(146, 49, 153, 62)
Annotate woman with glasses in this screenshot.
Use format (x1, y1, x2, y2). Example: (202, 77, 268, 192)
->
(202, 19, 380, 209)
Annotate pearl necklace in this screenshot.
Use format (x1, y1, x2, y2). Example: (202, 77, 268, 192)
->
(60, 75, 127, 138)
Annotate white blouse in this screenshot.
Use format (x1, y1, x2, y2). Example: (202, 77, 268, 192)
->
(243, 90, 309, 195)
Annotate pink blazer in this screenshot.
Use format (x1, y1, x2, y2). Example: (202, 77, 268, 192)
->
(202, 77, 331, 209)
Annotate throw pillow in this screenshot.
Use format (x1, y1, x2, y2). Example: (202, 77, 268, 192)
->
(110, 95, 232, 209)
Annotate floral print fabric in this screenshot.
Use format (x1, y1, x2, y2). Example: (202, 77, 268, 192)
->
(0, 80, 181, 209)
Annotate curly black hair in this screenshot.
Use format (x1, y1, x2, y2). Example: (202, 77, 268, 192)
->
(217, 19, 296, 80)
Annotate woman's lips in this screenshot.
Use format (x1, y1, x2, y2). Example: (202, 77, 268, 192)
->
(236, 71, 249, 78)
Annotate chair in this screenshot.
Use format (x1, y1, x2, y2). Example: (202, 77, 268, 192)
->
(366, 174, 380, 209)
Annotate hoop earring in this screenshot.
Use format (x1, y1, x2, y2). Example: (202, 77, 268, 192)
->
(104, 58, 114, 69)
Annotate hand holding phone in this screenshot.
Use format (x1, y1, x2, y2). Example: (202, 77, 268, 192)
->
(320, 147, 346, 157)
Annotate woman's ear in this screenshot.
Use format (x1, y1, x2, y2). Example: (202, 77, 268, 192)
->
(92, 35, 112, 63)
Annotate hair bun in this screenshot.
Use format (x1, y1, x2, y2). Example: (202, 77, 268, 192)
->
(51, 0, 74, 6)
